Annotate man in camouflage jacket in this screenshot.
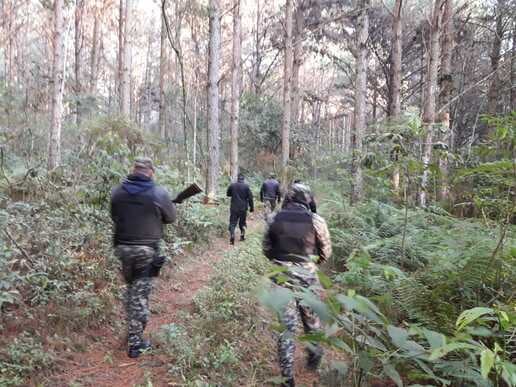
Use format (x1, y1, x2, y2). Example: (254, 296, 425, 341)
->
(262, 183, 332, 387)
(110, 157, 176, 358)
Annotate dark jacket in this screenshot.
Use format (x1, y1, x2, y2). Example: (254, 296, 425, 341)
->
(260, 178, 281, 202)
(227, 177, 254, 213)
(110, 174, 176, 247)
(263, 202, 332, 263)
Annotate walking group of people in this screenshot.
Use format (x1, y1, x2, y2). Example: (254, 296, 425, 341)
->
(110, 158, 332, 386)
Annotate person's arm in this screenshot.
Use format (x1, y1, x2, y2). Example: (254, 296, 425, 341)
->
(260, 183, 264, 202)
(155, 187, 177, 224)
(248, 186, 254, 212)
(275, 183, 281, 203)
(313, 214, 332, 263)
(309, 195, 317, 213)
(262, 215, 276, 260)
(110, 187, 118, 222)
(227, 184, 233, 197)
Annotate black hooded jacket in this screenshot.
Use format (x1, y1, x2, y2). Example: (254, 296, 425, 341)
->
(227, 176, 254, 213)
(260, 178, 281, 202)
(110, 174, 176, 247)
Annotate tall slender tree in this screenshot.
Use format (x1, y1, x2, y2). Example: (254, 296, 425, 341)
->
(281, 0, 294, 170)
(159, 8, 167, 139)
(230, 0, 242, 181)
(484, 0, 505, 139)
(119, 0, 131, 117)
(48, 0, 65, 170)
(387, 0, 403, 194)
(206, 0, 221, 199)
(89, 1, 100, 94)
(438, 0, 454, 201)
(419, 0, 443, 207)
(350, 0, 370, 203)
(74, 0, 83, 126)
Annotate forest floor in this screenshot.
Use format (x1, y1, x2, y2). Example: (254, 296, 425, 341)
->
(45, 216, 321, 387)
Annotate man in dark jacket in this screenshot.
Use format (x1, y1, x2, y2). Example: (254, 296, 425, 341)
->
(292, 179, 317, 213)
(226, 173, 254, 245)
(260, 173, 281, 212)
(111, 157, 176, 358)
(263, 183, 332, 387)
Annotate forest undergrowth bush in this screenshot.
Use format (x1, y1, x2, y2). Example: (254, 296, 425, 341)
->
(156, 234, 275, 385)
(264, 183, 515, 386)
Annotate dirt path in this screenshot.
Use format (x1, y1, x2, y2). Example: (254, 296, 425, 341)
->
(46, 216, 329, 387)
(48, 225, 245, 387)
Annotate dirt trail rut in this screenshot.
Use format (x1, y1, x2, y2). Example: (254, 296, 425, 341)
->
(47, 217, 324, 387)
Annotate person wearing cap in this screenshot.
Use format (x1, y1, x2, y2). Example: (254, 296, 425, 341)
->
(292, 179, 317, 213)
(110, 157, 176, 358)
(262, 183, 332, 387)
(226, 173, 254, 245)
(260, 173, 281, 213)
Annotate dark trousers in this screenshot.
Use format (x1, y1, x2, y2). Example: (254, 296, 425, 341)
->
(263, 198, 278, 212)
(229, 209, 247, 236)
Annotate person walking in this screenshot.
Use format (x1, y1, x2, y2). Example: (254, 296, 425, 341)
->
(262, 183, 332, 387)
(110, 157, 176, 358)
(260, 173, 281, 213)
(226, 173, 254, 244)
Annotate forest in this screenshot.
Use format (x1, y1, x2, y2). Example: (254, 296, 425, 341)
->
(0, 0, 515, 386)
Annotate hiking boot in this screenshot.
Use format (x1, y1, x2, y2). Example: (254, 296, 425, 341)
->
(240, 234, 245, 241)
(306, 346, 323, 371)
(281, 378, 295, 387)
(230, 236, 235, 245)
(128, 339, 152, 358)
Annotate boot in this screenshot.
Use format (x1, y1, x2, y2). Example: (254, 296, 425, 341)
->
(281, 378, 295, 387)
(240, 234, 245, 241)
(128, 339, 152, 358)
(230, 236, 235, 245)
(306, 346, 323, 371)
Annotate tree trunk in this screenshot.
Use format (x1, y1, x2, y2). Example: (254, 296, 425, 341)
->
(438, 0, 453, 202)
(388, 0, 403, 195)
(206, 0, 221, 199)
(351, 0, 370, 203)
(419, 0, 442, 207)
(89, 3, 99, 93)
(230, 0, 241, 181)
(251, 0, 261, 95)
(484, 0, 505, 139)
(292, 2, 304, 127)
(159, 9, 167, 139)
(48, 0, 65, 170)
(388, 0, 402, 118)
(120, 0, 131, 117)
(117, 0, 124, 111)
(281, 0, 294, 169)
(511, 20, 516, 111)
(74, 0, 83, 126)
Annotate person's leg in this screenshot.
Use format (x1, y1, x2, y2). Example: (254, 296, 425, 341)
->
(269, 198, 277, 212)
(299, 302, 323, 370)
(127, 276, 153, 355)
(239, 210, 247, 240)
(229, 211, 238, 244)
(278, 299, 298, 386)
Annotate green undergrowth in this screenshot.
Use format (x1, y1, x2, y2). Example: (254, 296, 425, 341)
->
(0, 162, 226, 386)
(155, 232, 276, 386)
(319, 196, 515, 332)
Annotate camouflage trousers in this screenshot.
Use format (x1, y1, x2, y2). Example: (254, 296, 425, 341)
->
(115, 245, 155, 348)
(273, 260, 324, 381)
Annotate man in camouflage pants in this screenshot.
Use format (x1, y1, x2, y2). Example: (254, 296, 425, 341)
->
(263, 183, 332, 387)
(111, 157, 176, 358)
